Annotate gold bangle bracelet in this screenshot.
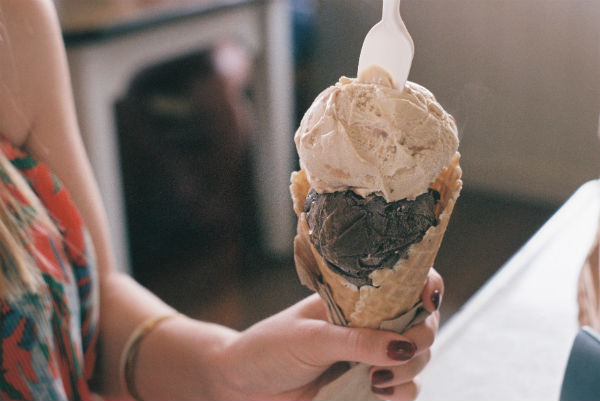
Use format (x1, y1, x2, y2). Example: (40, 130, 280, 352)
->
(119, 313, 182, 401)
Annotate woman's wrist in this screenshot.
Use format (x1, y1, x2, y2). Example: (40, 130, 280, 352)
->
(208, 329, 251, 400)
(132, 314, 241, 401)
(120, 313, 184, 400)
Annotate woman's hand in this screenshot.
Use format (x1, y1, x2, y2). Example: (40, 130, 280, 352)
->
(213, 269, 444, 401)
(369, 269, 443, 400)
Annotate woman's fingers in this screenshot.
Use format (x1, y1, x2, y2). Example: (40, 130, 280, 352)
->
(369, 352, 430, 401)
(402, 311, 439, 356)
(370, 350, 431, 389)
(291, 318, 423, 368)
(371, 379, 422, 401)
(367, 304, 440, 401)
(421, 268, 445, 313)
(289, 269, 442, 366)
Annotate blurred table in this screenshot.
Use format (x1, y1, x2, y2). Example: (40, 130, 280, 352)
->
(418, 180, 600, 400)
(58, 0, 295, 272)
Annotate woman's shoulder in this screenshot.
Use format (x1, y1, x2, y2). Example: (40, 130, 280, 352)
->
(0, 0, 55, 17)
(0, 0, 64, 147)
(0, 0, 58, 32)
(0, 0, 62, 68)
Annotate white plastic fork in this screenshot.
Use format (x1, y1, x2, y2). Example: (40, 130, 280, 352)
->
(357, 0, 414, 90)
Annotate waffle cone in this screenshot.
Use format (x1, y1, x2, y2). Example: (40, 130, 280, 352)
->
(292, 153, 462, 329)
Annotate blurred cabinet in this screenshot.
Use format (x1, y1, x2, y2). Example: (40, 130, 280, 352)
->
(59, 0, 295, 273)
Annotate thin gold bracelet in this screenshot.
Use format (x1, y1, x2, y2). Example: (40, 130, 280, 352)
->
(119, 313, 182, 401)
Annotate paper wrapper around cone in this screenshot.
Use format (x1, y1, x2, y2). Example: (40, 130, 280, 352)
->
(291, 153, 462, 401)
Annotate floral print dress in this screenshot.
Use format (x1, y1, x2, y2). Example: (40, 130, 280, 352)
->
(0, 139, 99, 401)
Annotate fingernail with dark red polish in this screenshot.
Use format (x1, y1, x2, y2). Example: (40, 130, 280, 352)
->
(372, 386, 394, 396)
(371, 369, 393, 385)
(432, 289, 441, 310)
(387, 340, 416, 361)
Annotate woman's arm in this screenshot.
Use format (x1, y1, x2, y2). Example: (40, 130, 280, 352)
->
(4, 1, 240, 397)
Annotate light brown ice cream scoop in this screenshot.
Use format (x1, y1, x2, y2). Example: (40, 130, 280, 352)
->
(294, 78, 458, 202)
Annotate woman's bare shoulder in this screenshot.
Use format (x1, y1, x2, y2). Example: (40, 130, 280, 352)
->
(0, 0, 60, 52)
(0, 0, 63, 146)
(0, 0, 55, 18)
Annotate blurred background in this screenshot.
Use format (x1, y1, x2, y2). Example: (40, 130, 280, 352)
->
(58, 0, 600, 330)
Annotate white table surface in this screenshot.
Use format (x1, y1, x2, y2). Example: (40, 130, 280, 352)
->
(418, 180, 600, 401)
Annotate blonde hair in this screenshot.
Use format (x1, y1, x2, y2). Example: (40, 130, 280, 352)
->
(0, 151, 58, 298)
(0, 3, 63, 297)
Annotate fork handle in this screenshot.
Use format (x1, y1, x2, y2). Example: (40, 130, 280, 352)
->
(382, 0, 401, 21)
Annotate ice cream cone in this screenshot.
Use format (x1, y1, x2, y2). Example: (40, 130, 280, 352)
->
(292, 153, 462, 329)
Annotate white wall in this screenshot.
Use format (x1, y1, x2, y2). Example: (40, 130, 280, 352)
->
(306, 0, 600, 205)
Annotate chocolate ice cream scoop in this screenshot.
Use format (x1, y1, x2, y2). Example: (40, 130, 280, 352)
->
(305, 189, 439, 287)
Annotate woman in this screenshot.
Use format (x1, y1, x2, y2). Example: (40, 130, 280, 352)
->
(0, 1, 444, 400)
